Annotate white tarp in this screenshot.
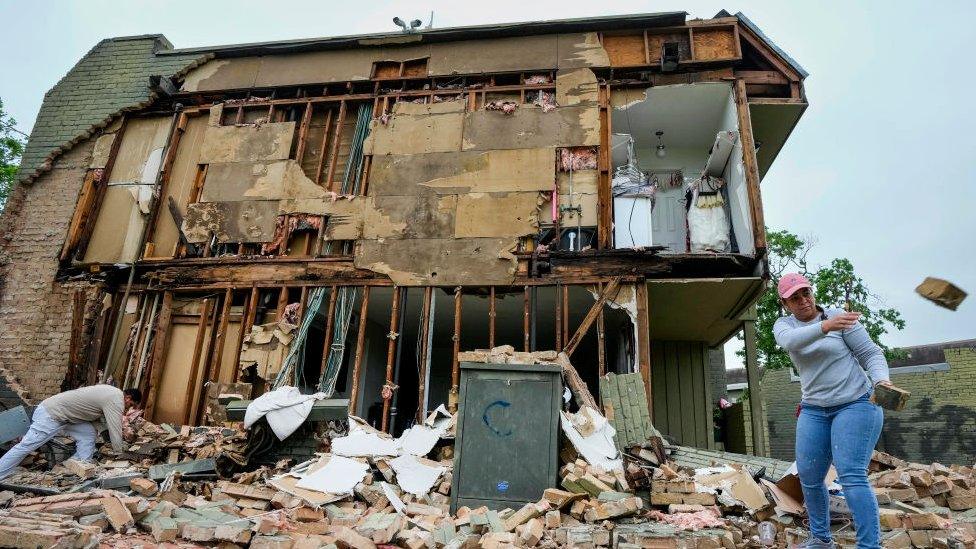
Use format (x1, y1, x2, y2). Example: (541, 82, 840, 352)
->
(559, 407, 622, 471)
(295, 455, 369, 495)
(243, 386, 326, 440)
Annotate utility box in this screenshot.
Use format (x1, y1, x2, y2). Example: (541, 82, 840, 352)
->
(451, 362, 562, 512)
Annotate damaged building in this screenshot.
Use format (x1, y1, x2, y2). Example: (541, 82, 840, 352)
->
(0, 10, 807, 453)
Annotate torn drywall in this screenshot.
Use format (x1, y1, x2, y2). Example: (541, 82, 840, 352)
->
(556, 32, 611, 69)
(201, 160, 329, 202)
(454, 192, 543, 238)
(355, 238, 520, 286)
(368, 148, 556, 196)
(555, 68, 600, 107)
(462, 105, 599, 150)
(198, 122, 296, 164)
(182, 200, 280, 243)
(364, 101, 465, 156)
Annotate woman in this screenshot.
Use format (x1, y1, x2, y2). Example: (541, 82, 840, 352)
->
(773, 273, 891, 549)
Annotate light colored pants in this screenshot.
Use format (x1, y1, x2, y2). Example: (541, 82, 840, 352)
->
(0, 405, 97, 481)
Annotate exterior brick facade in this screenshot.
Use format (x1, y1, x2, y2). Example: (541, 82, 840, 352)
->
(763, 344, 976, 464)
(0, 139, 96, 402)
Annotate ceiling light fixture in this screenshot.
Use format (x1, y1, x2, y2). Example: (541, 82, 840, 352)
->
(655, 130, 667, 158)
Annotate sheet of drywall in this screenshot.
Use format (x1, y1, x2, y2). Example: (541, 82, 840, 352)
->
(462, 105, 599, 150)
(555, 68, 600, 107)
(198, 122, 296, 164)
(428, 35, 558, 74)
(147, 115, 208, 258)
(355, 238, 519, 286)
(182, 200, 280, 243)
(201, 160, 328, 202)
(364, 101, 465, 156)
(454, 192, 543, 238)
(556, 32, 611, 69)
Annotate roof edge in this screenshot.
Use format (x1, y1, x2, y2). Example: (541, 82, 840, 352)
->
(159, 11, 688, 58)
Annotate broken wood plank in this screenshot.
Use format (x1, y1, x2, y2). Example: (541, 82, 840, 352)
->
(563, 277, 621, 357)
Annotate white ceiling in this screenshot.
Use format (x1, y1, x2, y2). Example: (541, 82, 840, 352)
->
(611, 83, 734, 152)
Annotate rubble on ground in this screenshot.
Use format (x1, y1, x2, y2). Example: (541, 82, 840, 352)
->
(1, 392, 975, 547)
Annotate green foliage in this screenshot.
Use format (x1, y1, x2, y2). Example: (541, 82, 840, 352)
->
(0, 97, 26, 211)
(751, 228, 906, 371)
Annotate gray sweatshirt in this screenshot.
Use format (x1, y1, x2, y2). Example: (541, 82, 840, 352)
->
(773, 307, 890, 407)
(40, 385, 128, 452)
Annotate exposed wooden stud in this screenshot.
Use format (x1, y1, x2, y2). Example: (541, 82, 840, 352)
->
(64, 290, 88, 390)
(314, 108, 334, 185)
(231, 288, 252, 382)
(381, 287, 402, 432)
(193, 293, 222, 424)
(597, 84, 613, 249)
(74, 118, 127, 259)
(275, 287, 289, 320)
(348, 286, 370, 415)
(326, 100, 347, 191)
(733, 78, 767, 254)
(183, 297, 214, 425)
(297, 286, 309, 319)
(142, 112, 188, 249)
(450, 286, 462, 412)
(319, 286, 338, 382)
(597, 283, 607, 377)
(554, 283, 563, 352)
(244, 287, 260, 332)
(562, 284, 570, 348)
(563, 277, 621, 358)
(523, 286, 530, 352)
(143, 291, 174, 419)
(634, 281, 653, 415)
(208, 288, 233, 384)
(295, 101, 313, 161)
(488, 287, 496, 349)
(416, 287, 433, 423)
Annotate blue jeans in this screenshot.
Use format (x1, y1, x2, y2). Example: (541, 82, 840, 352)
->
(796, 393, 883, 549)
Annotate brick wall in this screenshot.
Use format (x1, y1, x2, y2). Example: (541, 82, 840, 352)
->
(0, 138, 96, 402)
(763, 346, 976, 464)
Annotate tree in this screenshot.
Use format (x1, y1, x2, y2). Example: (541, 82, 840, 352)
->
(753, 229, 906, 371)
(0, 97, 26, 211)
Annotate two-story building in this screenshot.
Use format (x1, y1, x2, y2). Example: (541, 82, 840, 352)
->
(0, 10, 806, 450)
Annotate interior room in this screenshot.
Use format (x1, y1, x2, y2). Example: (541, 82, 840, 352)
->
(610, 82, 754, 255)
(296, 285, 635, 436)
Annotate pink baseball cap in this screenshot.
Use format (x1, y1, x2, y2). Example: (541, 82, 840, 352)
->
(778, 273, 812, 299)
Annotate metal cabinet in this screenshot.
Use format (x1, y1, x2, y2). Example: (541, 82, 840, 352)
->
(451, 362, 562, 511)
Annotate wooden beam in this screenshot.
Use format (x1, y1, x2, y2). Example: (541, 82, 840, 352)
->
(634, 282, 653, 415)
(743, 319, 767, 456)
(554, 283, 563, 352)
(734, 79, 767, 255)
(74, 118, 127, 259)
(563, 277, 621, 357)
(326, 100, 347, 192)
(562, 284, 570, 348)
(183, 297, 214, 425)
(736, 70, 789, 85)
(275, 287, 289, 320)
(231, 288, 252, 382)
(597, 83, 613, 249)
(294, 102, 313, 161)
(597, 285, 606, 377)
(381, 287, 402, 432)
(416, 287, 433, 423)
(314, 108, 334, 185)
(208, 288, 233, 384)
(523, 286, 531, 352)
(144, 291, 174, 420)
(450, 286, 462, 412)
(348, 286, 370, 415)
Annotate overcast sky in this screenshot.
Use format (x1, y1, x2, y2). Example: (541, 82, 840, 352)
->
(1, 1, 973, 366)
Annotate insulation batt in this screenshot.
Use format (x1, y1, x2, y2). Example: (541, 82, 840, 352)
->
(558, 147, 598, 171)
(485, 100, 519, 115)
(647, 509, 725, 530)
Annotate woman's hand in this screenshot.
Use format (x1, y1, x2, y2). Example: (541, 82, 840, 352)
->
(821, 311, 861, 334)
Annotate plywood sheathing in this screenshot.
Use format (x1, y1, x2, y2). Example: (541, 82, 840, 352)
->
(691, 27, 738, 61)
(368, 148, 556, 196)
(356, 238, 520, 286)
(454, 192, 544, 238)
(462, 105, 599, 150)
(363, 101, 465, 156)
(181, 33, 610, 92)
(198, 122, 296, 164)
(182, 200, 279, 243)
(201, 160, 329, 202)
(428, 35, 558, 74)
(556, 32, 611, 69)
(555, 68, 600, 107)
